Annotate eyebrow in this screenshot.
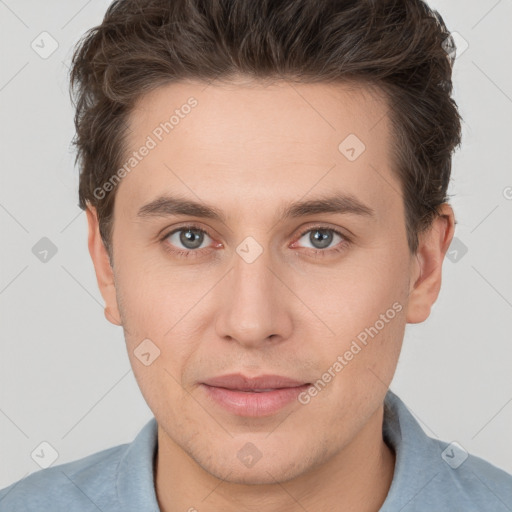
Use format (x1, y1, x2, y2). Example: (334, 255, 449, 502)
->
(136, 192, 376, 223)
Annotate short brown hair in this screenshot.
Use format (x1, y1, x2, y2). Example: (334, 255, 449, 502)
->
(69, 0, 462, 259)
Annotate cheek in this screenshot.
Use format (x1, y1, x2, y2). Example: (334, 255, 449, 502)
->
(292, 250, 407, 334)
(288, 250, 408, 392)
(114, 247, 192, 332)
(113, 261, 203, 394)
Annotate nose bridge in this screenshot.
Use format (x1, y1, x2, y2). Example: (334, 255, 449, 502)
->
(215, 238, 291, 346)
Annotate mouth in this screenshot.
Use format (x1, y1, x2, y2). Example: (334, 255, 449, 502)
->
(200, 373, 312, 417)
(232, 388, 284, 392)
(202, 373, 310, 390)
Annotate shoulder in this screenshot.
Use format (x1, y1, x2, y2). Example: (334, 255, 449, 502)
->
(424, 437, 512, 510)
(382, 390, 512, 511)
(0, 443, 128, 512)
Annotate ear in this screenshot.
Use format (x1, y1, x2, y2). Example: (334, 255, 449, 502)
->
(406, 203, 456, 324)
(85, 203, 122, 326)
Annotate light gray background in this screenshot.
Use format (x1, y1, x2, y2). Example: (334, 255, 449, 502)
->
(1, 0, 511, 489)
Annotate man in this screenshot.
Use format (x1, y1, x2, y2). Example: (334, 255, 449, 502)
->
(1, 0, 511, 510)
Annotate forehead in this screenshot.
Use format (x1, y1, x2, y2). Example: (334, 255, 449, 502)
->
(117, 79, 399, 222)
(128, 78, 389, 151)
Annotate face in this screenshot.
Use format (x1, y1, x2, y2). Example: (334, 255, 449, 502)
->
(87, 78, 451, 485)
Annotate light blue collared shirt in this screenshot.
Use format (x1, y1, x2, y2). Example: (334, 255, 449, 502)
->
(1, 389, 511, 511)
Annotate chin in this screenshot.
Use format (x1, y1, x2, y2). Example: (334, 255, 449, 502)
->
(197, 452, 311, 485)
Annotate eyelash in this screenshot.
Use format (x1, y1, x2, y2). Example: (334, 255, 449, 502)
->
(159, 223, 351, 259)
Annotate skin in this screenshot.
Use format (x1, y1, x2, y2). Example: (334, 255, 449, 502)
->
(86, 78, 455, 512)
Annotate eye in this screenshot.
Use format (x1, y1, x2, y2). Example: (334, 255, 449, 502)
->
(159, 223, 351, 259)
(160, 224, 216, 258)
(292, 225, 350, 256)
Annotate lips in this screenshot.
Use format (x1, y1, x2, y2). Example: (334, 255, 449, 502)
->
(200, 373, 312, 416)
(202, 373, 310, 391)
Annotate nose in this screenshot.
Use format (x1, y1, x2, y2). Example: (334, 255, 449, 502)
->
(214, 243, 293, 349)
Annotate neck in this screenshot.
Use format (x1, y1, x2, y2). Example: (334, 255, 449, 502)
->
(155, 404, 395, 512)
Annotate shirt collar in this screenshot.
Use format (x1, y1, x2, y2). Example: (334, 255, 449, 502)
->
(379, 389, 443, 511)
(116, 415, 160, 511)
